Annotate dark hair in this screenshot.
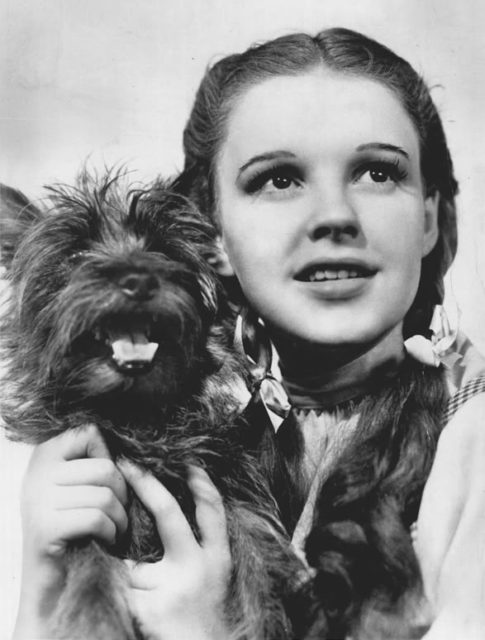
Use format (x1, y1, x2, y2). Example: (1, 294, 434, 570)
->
(178, 28, 457, 637)
(179, 26, 458, 338)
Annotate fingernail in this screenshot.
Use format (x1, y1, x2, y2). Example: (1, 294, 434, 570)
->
(118, 459, 141, 478)
(188, 464, 205, 474)
(188, 465, 212, 483)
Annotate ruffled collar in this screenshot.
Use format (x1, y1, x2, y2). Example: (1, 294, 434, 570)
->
(280, 352, 404, 410)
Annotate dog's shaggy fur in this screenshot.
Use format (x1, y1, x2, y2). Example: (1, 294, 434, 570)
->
(0, 172, 306, 640)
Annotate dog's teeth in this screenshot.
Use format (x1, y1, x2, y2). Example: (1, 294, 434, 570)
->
(111, 338, 159, 367)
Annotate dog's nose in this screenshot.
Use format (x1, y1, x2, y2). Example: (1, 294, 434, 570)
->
(119, 272, 160, 300)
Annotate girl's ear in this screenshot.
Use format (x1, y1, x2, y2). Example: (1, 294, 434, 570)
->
(207, 236, 235, 276)
(422, 191, 440, 257)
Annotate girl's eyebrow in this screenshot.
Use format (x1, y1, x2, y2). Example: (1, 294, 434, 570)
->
(237, 144, 409, 176)
(238, 150, 297, 175)
(355, 142, 410, 159)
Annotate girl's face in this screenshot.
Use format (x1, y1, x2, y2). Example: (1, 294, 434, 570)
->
(215, 69, 439, 348)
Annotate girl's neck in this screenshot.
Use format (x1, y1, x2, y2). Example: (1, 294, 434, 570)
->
(270, 326, 406, 409)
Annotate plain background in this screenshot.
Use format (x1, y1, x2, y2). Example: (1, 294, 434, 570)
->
(1, 0, 485, 636)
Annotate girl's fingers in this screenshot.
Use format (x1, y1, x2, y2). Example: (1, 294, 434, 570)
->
(53, 508, 117, 546)
(53, 458, 128, 506)
(54, 485, 128, 534)
(187, 466, 229, 552)
(118, 460, 197, 558)
(124, 559, 161, 590)
(30, 425, 129, 503)
(40, 424, 111, 462)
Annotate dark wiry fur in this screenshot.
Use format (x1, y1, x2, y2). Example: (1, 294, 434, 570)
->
(0, 171, 306, 640)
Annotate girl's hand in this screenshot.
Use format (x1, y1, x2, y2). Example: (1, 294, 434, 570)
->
(13, 425, 128, 640)
(120, 462, 231, 640)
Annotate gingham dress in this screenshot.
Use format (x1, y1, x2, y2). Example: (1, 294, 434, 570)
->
(443, 375, 485, 424)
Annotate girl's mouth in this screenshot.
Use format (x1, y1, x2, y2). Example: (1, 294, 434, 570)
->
(294, 262, 376, 282)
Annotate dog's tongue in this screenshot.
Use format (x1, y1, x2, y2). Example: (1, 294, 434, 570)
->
(110, 330, 159, 369)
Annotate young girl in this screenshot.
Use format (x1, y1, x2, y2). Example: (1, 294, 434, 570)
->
(13, 27, 485, 640)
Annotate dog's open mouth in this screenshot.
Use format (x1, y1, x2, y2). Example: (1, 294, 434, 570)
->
(92, 318, 159, 373)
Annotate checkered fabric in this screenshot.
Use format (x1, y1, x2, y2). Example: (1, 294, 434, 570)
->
(443, 376, 485, 425)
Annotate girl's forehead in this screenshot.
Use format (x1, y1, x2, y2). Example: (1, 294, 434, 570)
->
(219, 69, 420, 164)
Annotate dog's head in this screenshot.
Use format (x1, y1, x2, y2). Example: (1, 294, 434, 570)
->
(1, 170, 221, 411)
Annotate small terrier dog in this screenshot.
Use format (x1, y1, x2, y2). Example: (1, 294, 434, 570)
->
(0, 172, 305, 640)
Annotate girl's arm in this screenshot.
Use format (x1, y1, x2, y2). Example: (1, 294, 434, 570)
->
(120, 462, 232, 640)
(416, 393, 485, 640)
(13, 425, 128, 640)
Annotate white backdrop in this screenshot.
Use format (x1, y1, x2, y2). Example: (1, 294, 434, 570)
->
(1, 0, 485, 636)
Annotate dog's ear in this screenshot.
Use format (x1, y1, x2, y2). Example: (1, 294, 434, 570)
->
(0, 184, 41, 269)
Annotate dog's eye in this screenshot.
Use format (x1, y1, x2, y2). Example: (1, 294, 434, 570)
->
(68, 251, 86, 266)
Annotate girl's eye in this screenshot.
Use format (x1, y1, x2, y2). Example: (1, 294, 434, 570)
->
(369, 166, 392, 183)
(271, 175, 293, 190)
(356, 160, 408, 188)
(244, 166, 303, 196)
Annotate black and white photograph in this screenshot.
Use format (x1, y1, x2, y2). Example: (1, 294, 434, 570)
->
(1, 1, 485, 638)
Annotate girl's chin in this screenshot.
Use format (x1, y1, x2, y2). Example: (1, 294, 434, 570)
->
(274, 325, 385, 348)
(268, 319, 405, 360)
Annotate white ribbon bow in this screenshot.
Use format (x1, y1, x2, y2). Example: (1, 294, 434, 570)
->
(404, 305, 462, 369)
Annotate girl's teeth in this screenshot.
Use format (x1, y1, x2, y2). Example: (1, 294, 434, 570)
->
(309, 269, 355, 282)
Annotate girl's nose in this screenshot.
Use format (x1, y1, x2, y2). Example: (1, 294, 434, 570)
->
(306, 185, 360, 242)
